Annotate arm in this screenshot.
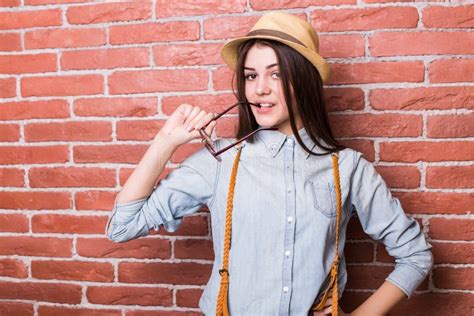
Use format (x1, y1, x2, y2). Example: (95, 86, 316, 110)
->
(106, 104, 217, 242)
(348, 151, 434, 314)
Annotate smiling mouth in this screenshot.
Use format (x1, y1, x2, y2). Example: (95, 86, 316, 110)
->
(253, 102, 275, 108)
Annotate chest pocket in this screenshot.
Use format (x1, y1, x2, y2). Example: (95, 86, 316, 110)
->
(310, 181, 337, 218)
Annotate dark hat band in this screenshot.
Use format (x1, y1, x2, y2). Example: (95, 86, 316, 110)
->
(246, 29, 307, 48)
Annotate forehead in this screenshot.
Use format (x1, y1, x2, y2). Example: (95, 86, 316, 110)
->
(244, 44, 278, 67)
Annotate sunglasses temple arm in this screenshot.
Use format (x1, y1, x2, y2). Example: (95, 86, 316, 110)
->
(213, 128, 264, 156)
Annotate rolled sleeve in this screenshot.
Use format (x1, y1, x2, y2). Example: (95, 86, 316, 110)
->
(106, 145, 219, 243)
(349, 151, 434, 298)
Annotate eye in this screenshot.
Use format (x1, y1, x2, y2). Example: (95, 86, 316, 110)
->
(244, 73, 257, 81)
(271, 71, 281, 79)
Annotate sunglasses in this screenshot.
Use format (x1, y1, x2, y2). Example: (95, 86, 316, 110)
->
(198, 101, 278, 161)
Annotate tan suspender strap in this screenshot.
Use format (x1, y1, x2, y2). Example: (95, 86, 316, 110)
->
(216, 144, 243, 316)
(216, 148, 341, 316)
(310, 152, 342, 315)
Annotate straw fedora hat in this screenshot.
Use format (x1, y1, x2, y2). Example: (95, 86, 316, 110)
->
(220, 11, 331, 83)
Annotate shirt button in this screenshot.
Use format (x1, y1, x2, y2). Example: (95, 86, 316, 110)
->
(287, 216, 293, 223)
(285, 250, 291, 257)
(287, 189, 291, 194)
(283, 286, 289, 293)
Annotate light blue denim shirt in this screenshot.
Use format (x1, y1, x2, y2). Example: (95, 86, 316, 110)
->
(106, 127, 434, 316)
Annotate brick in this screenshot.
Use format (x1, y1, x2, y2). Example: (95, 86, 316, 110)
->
(0, 236, 72, 257)
(325, 88, 364, 112)
(380, 141, 474, 163)
(153, 43, 222, 66)
(156, 0, 245, 17)
(170, 142, 204, 163)
(433, 267, 474, 290)
(21, 74, 103, 97)
(339, 139, 375, 162)
(38, 306, 120, 316)
(77, 237, 171, 259)
(0, 100, 70, 120)
(431, 242, 474, 264)
(116, 119, 165, 141)
(0, 53, 56, 74)
(320, 34, 365, 59)
(25, 28, 106, 49)
(423, 5, 474, 28)
(370, 31, 474, 56)
(311, 7, 418, 32)
(29, 167, 115, 188)
(87, 285, 172, 306)
(25, 121, 112, 142)
(0, 9, 61, 30)
(429, 218, 474, 240)
(75, 190, 118, 211)
(74, 144, 148, 163)
(32, 214, 109, 234)
(345, 265, 394, 289)
(67, 2, 151, 24)
(429, 58, 474, 83)
(119, 262, 212, 285)
(0, 33, 21, 51)
(32, 260, 114, 282)
(0, 0, 20, 7)
(0, 77, 16, 98)
(110, 21, 199, 45)
(427, 113, 474, 138)
(176, 288, 203, 308)
(25, 0, 90, 4)
(330, 113, 422, 137)
(250, 0, 354, 10)
(395, 192, 473, 215)
(344, 242, 374, 263)
(0, 302, 33, 316)
(0, 124, 19, 141)
(0, 281, 81, 303)
(204, 15, 261, 40)
(212, 66, 234, 91)
(74, 97, 157, 117)
(109, 69, 207, 94)
(162, 93, 237, 115)
(175, 239, 214, 260)
(0, 214, 28, 232)
(426, 166, 474, 189)
(62, 47, 149, 70)
(0, 258, 28, 278)
(375, 165, 420, 189)
(126, 311, 202, 316)
(328, 61, 424, 85)
(370, 86, 474, 110)
(0, 191, 70, 210)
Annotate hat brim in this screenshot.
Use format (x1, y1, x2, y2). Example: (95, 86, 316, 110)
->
(220, 35, 331, 83)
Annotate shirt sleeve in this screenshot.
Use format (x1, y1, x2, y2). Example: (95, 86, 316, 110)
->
(106, 144, 219, 243)
(349, 151, 434, 298)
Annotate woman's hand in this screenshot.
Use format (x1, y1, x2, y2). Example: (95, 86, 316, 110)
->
(156, 103, 217, 147)
(311, 292, 350, 316)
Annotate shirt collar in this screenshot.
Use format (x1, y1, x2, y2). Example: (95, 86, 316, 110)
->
(254, 125, 318, 159)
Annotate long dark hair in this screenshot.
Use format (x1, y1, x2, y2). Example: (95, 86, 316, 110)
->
(232, 39, 345, 156)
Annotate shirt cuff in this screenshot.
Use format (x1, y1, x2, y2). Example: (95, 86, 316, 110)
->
(385, 263, 427, 299)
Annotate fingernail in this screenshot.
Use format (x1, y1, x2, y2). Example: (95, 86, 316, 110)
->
(187, 126, 194, 132)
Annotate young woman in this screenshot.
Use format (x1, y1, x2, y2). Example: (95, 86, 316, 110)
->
(106, 12, 433, 316)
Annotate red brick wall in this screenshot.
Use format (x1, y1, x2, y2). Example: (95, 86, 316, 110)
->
(0, 0, 473, 315)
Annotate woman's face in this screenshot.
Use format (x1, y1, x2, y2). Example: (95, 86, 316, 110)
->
(243, 44, 303, 135)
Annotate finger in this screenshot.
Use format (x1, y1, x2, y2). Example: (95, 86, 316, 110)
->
(195, 112, 215, 130)
(186, 110, 207, 132)
(183, 106, 201, 127)
(204, 120, 217, 136)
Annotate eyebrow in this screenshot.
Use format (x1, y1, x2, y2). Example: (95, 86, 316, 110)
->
(243, 63, 279, 70)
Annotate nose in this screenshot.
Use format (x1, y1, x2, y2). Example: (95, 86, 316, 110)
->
(255, 76, 270, 96)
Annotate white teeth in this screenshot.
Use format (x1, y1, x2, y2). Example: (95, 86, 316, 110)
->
(259, 103, 274, 108)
